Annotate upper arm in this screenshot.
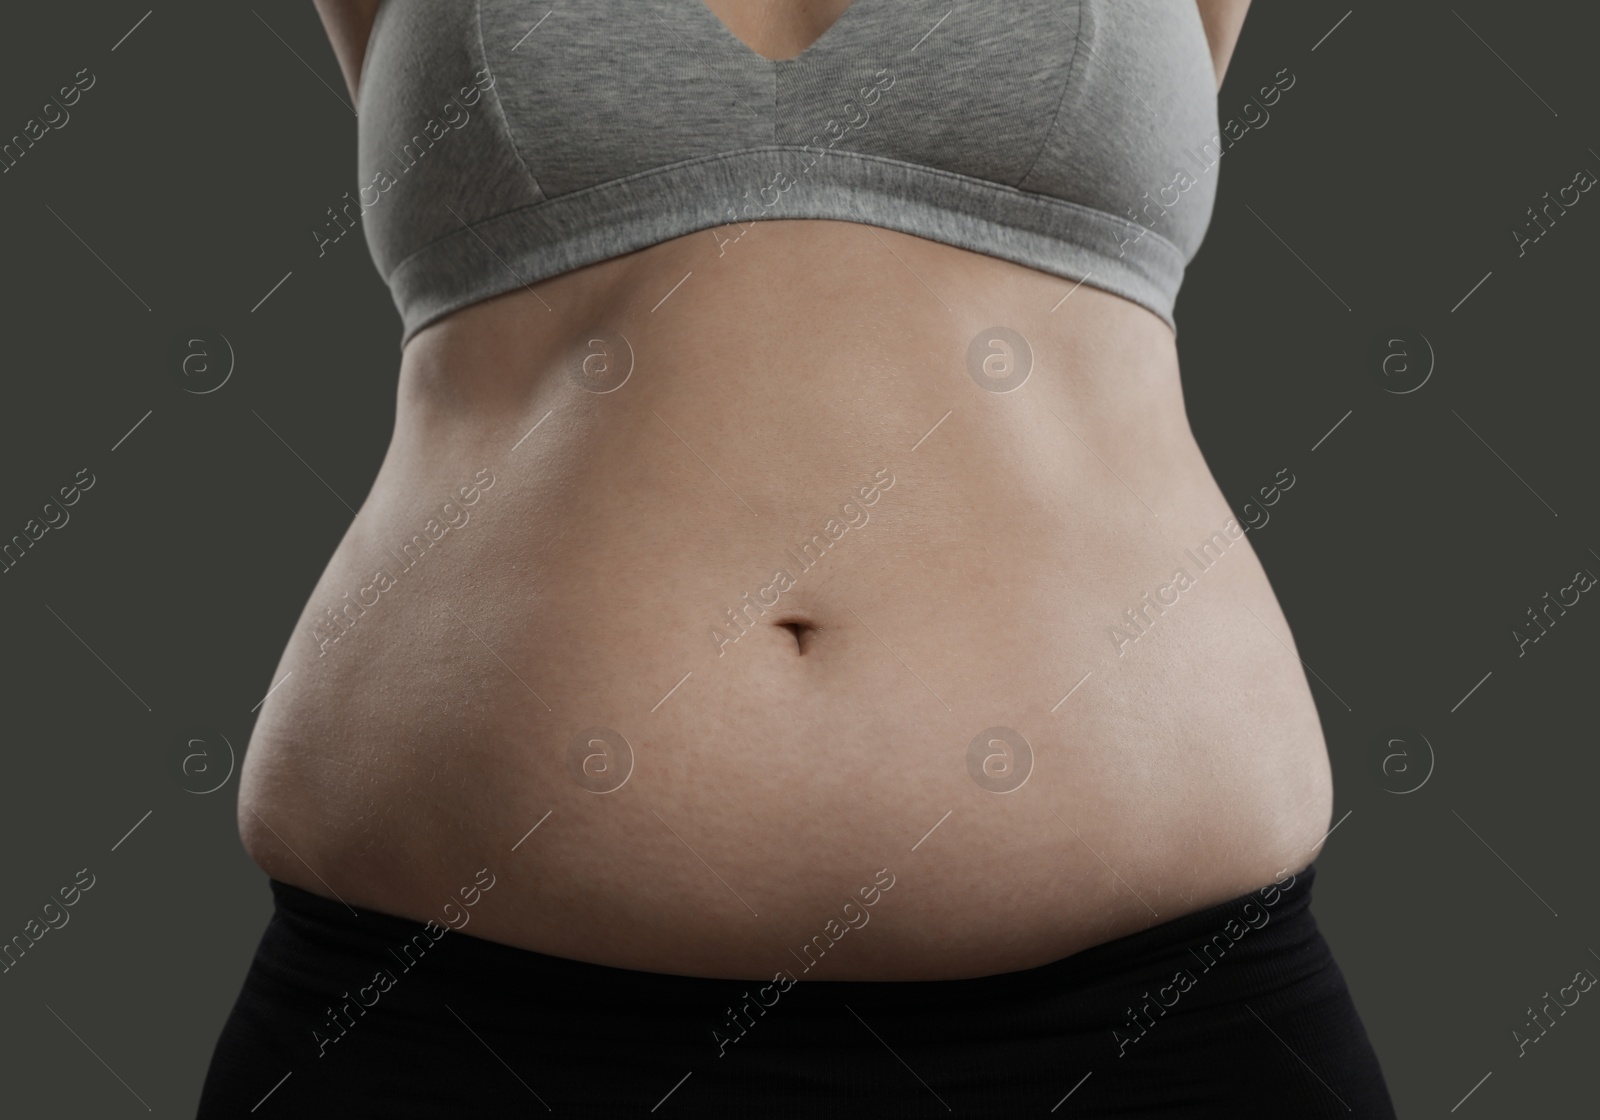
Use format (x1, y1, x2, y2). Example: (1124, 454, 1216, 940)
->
(1195, 0, 1252, 91)
(312, 0, 384, 104)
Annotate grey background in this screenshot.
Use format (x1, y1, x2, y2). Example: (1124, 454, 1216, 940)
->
(0, 1, 1595, 1116)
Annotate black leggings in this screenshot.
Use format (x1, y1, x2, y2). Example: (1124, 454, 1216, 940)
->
(199, 862, 1395, 1117)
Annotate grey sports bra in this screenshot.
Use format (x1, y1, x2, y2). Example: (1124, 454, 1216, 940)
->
(354, 0, 1223, 345)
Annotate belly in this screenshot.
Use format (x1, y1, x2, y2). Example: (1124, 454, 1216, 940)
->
(238, 220, 1332, 980)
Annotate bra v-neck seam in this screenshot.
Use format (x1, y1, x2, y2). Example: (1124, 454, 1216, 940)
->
(692, 0, 867, 66)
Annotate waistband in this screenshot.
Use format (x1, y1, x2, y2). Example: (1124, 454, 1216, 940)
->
(265, 861, 1318, 1013)
(201, 861, 1404, 1117)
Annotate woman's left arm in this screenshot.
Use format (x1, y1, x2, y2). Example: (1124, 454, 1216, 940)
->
(1195, 0, 1252, 91)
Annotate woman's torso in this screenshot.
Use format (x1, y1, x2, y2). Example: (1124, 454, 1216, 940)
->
(238, 0, 1332, 981)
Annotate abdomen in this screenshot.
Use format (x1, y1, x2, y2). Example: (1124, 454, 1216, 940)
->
(238, 220, 1333, 980)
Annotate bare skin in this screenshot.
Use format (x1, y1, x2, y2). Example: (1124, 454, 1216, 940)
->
(242, 0, 1326, 983)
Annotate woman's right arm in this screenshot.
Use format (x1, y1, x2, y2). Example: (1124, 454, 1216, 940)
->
(312, 0, 383, 104)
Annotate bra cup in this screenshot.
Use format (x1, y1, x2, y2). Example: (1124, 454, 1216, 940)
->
(1020, 0, 1222, 265)
(358, 0, 542, 279)
(479, 0, 775, 199)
